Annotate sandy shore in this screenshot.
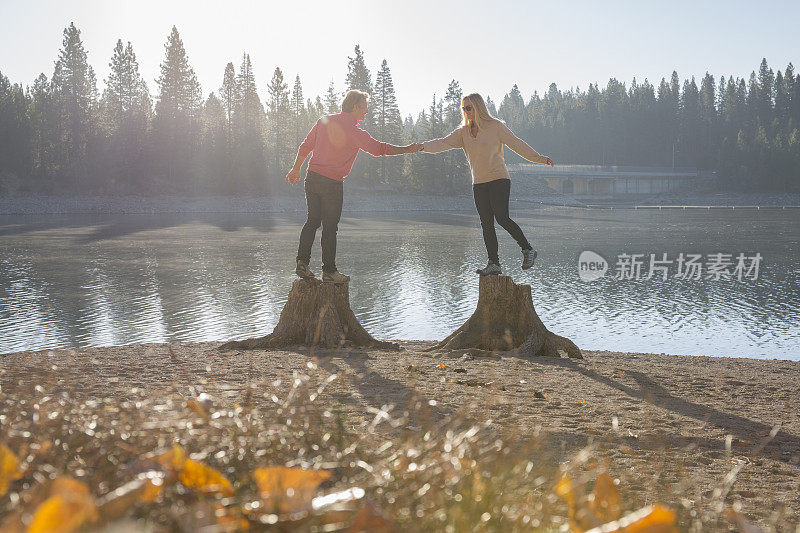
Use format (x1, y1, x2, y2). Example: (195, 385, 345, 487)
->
(1, 341, 798, 528)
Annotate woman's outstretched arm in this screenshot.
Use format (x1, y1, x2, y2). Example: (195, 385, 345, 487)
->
(498, 123, 553, 165)
(421, 127, 464, 154)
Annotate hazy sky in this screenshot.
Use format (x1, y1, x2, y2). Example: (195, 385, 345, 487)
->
(1, 0, 798, 115)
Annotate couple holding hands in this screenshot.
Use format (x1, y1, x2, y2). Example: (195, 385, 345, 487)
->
(285, 90, 554, 283)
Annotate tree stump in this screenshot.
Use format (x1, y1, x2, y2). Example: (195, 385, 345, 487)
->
(427, 275, 582, 359)
(218, 279, 399, 351)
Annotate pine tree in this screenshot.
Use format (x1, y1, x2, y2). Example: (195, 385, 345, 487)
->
(156, 26, 202, 118)
(101, 40, 149, 133)
(345, 44, 373, 127)
(219, 62, 237, 165)
(775, 70, 789, 124)
(757, 58, 775, 123)
(28, 73, 56, 178)
(103, 40, 126, 131)
(791, 66, 800, 125)
(746, 71, 759, 128)
(235, 53, 259, 140)
(324, 81, 339, 113)
(0, 71, 32, 179)
(201, 92, 228, 193)
(679, 77, 700, 166)
(234, 53, 266, 192)
(290, 75, 305, 148)
(51, 22, 96, 186)
(659, 72, 679, 165)
(442, 80, 468, 190)
(267, 67, 290, 177)
(346, 45, 373, 92)
(313, 96, 324, 117)
(408, 109, 429, 190)
(100, 39, 151, 191)
(154, 26, 203, 189)
(373, 59, 402, 183)
(345, 45, 375, 183)
(443, 80, 463, 129)
(498, 84, 525, 132)
(698, 72, 717, 168)
(486, 96, 497, 116)
(422, 95, 446, 191)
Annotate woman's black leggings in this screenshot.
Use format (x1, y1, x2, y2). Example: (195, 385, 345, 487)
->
(472, 178, 531, 264)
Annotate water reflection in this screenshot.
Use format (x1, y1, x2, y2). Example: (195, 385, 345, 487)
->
(0, 209, 797, 359)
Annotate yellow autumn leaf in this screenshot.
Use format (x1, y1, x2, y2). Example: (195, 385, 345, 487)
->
(253, 466, 331, 514)
(179, 458, 234, 497)
(154, 444, 186, 473)
(0, 444, 23, 497)
(555, 473, 599, 532)
(140, 477, 164, 503)
(28, 477, 98, 533)
(623, 505, 678, 533)
(585, 504, 678, 533)
(215, 503, 252, 531)
(345, 502, 395, 532)
(591, 472, 622, 522)
(186, 399, 208, 417)
(555, 474, 575, 508)
(49, 477, 92, 498)
(147, 445, 233, 498)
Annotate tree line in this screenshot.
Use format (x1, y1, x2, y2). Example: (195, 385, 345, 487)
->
(0, 23, 798, 195)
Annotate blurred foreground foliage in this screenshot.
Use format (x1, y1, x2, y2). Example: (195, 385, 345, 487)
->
(0, 364, 777, 532)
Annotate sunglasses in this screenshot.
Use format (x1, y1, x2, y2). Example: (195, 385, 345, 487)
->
(462, 105, 473, 112)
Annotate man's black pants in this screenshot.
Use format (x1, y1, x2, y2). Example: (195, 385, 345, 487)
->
(472, 178, 531, 264)
(296, 170, 344, 273)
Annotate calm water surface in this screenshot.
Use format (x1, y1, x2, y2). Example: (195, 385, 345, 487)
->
(1, 207, 798, 359)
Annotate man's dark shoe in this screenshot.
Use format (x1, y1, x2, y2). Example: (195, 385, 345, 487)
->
(296, 260, 315, 279)
(522, 248, 537, 270)
(322, 270, 350, 283)
(476, 261, 502, 276)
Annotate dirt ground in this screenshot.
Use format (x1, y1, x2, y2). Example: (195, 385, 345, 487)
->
(2, 341, 799, 528)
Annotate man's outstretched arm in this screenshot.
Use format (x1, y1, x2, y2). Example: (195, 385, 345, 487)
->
(355, 127, 421, 157)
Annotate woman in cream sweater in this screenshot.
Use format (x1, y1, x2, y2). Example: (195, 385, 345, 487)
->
(420, 93, 554, 275)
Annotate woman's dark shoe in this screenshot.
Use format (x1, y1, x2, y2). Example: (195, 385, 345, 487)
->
(476, 261, 502, 276)
(522, 248, 537, 270)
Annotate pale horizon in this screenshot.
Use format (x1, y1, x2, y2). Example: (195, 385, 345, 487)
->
(1, 0, 799, 116)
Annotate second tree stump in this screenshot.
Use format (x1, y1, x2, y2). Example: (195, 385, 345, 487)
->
(428, 275, 582, 359)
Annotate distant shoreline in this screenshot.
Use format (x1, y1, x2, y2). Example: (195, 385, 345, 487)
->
(0, 191, 798, 215)
(0, 192, 577, 215)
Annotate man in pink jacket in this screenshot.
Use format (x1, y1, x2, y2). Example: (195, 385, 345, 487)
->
(286, 90, 421, 283)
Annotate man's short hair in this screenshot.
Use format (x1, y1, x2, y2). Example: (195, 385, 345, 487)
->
(342, 90, 369, 113)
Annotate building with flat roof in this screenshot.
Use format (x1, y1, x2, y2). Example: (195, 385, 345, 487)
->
(508, 164, 702, 198)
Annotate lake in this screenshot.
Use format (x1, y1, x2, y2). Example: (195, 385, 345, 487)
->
(1, 207, 798, 359)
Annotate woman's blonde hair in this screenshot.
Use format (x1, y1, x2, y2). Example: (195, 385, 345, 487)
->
(462, 93, 499, 130)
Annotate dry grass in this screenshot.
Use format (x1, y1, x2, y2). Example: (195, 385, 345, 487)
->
(0, 358, 791, 532)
